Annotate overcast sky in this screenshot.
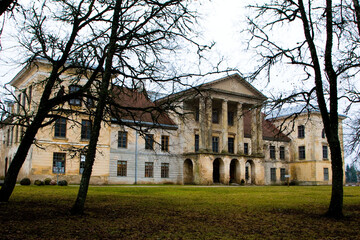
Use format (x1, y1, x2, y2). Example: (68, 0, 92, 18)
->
(0, 0, 357, 164)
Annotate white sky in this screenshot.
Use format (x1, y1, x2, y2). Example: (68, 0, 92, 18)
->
(0, 0, 357, 165)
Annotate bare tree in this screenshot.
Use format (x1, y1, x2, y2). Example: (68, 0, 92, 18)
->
(246, 0, 360, 218)
(0, 0, 219, 214)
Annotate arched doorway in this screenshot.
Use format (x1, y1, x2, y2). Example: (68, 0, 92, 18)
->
(213, 158, 224, 184)
(183, 159, 194, 184)
(229, 159, 240, 184)
(245, 160, 255, 184)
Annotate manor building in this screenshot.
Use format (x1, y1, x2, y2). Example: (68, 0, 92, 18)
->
(0, 60, 345, 185)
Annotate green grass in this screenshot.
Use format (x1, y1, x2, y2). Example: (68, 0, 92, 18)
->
(1, 185, 360, 239)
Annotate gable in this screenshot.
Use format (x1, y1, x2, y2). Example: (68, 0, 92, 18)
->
(201, 74, 267, 100)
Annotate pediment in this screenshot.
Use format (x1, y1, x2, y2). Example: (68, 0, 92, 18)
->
(201, 74, 267, 100)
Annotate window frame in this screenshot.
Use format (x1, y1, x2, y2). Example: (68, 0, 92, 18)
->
(299, 146, 306, 160)
(81, 119, 92, 140)
(244, 143, 249, 155)
(324, 168, 329, 181)
(270, 168, 276, 182)
(117, 160, 127, 177)
(279, 146, 285, 160)
(322, 145, 328, 159)
(145, 162, 154, 178)
(161, 162, 169, 178)
(53, 152, 66, 174)
(117, 131, 128, 148)
(270, 145, 276, 159)
(212, 136, 219, 153)
(228, 111, 234, 126)
(280, 168, 286, 181)
(298, 125, 305, 138)
(195, 134, 199, 152)
(212, 109, 219, 124)
(54, 117, 67, 138)
(145, 134, 154, 150)
(69, 85, 82, 106)
(161, 135, 169, 152)
(228, 137, 234, 154)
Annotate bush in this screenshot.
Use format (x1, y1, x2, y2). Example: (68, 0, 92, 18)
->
(20, 178, 31, 186)
(44, 178, 52, 185)
(34, 179, 44, 186)
(58, 180, 68, 186)
(50, 180, 57, 185)
(240, 179, 245, 185)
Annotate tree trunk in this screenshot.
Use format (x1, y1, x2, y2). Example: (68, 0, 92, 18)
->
(70, 0, 121, 215)
(0, 113, 46, 202)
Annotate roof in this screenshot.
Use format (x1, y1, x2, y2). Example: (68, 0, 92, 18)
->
(156, 73, 267, 103)
(266, 104, 347, 120)
(243, 111, 291, 142)
(110, 86, 177, 129)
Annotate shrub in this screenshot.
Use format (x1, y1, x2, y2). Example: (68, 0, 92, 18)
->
(58, 180, 68, 186)
(240, 179, 245, 185)
(34, 179, 44, 186)
(44, 178, 52, 185)
(50, 180, 57, 185)
(20, 178, 31, 186)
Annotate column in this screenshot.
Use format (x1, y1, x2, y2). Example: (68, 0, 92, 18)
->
(236, 103, 244, 154)
(256, 108, 264, 153)
(221, 99, 228, 152)
(251, 107, 257, 155)
(206, 97, 212, 151)
(199, 97, 206, 150)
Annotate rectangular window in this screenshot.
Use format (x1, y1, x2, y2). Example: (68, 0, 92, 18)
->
(161, 163, 169, 178)
(145, 162, 154, 178)
(195, 134, 199, 152)
(145, 134, 154, 150)
(22, 90, 26, 109)
(53, 152, 65, 174)
(81, 120, 91, 140)
(280, 146, 285, 160)
(299, 146, 306, 160)
(228, 137, 234, 154)
(69, 85, 81, 106)
(212, 109, 219, 124)
(244, 143, 249, 155)
(54, 118, 67, 138)
(17, 94, 20, 113)
(28, 85, 32, 104)
(322, 145, 328, 159)
(195, 108, 199, 122)
(228, 111, 234, 126)
(212, 136, 219, 153)
(79, 154, 86, 174)
(118, 131, 127, 148)
(280, 168, 286, 181)
(270, 168, 276, 182)
(161, 135, 169, 152)
(15, 125, 18, 143)
(270, 146, 276, 159)
(298, 125, 305, 138)
(117, 160, 127, 177)
(324, 168, 329, 181)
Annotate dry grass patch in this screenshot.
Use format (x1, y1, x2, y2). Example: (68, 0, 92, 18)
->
(0, 185, 359, 239)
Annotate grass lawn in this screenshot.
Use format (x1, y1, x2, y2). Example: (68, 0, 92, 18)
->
(0, 185, 360, 239)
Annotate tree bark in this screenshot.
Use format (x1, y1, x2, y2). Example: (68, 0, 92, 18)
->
(70, 0, 121, 215)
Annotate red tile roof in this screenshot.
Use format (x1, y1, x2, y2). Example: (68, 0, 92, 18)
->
(110, 86, 177, 128)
